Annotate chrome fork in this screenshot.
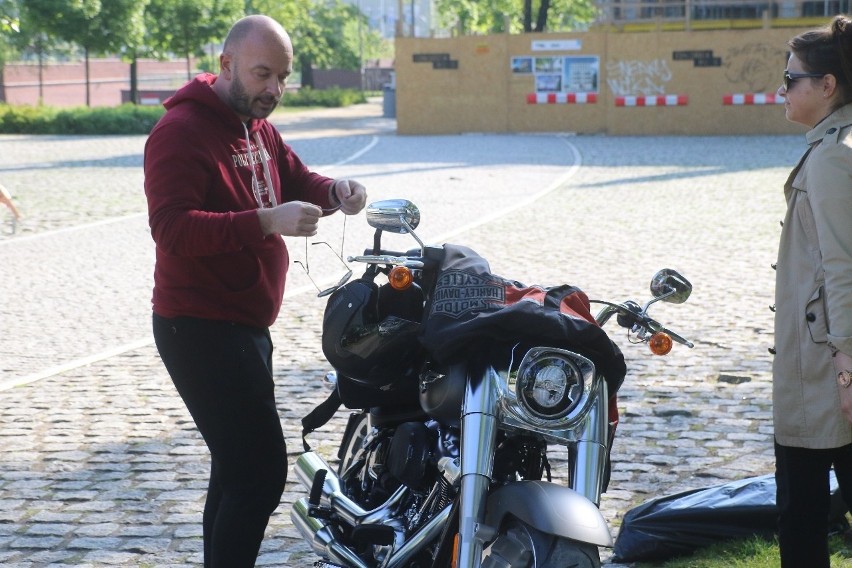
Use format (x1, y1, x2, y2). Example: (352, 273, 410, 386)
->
(571, 378, 609, 506)
(455, 365, 501, 567)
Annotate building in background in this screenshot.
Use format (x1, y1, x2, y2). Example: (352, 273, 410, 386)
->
(349, 0, 850, 36)
(348, 0, 435, 37)
(593, 0, 850, 30)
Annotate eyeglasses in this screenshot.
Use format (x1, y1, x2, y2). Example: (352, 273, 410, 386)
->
(783, 70, 826, 91)
(293, 224, 353, 297)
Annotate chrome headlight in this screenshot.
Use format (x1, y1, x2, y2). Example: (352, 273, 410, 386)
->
(516, 352, 582, 419)
(503, 347, 598, 436)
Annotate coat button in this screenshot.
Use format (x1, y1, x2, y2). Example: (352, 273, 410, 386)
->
(769, 347, 777, 355)
(770, 304, 776, 312)
(806, 312, 816, 322)
(827, 127, 837, 134)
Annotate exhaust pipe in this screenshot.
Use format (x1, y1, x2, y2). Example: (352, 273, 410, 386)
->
(292, 451, 411, 566)
(294, 451, 370, 526)
(291, 498, 369, 568)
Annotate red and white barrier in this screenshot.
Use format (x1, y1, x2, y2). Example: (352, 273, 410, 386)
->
(526, 92, 598, 104)
(615, 95, 688, 107)
(723, 93, 784, 105)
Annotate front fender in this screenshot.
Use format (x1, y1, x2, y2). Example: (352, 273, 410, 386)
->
(484, 481, 613, 547)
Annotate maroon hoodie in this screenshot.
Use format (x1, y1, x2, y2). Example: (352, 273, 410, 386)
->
(144, 73, 335, 328)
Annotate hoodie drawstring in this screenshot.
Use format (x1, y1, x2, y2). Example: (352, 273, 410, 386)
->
(242, 122, 278, 209)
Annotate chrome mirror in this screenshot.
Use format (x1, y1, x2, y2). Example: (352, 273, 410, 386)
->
(365, 199, 420, 234)
(650, 269, 692, 304)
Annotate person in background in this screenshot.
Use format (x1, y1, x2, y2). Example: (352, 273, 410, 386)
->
(0, 183, 21, 221)
(773, 14, 852, 568)
(143, 14, 366, 567)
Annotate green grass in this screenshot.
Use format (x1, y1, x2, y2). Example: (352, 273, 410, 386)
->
(634, 534, 852, 567)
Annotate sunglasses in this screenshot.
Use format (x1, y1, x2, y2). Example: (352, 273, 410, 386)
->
(293, 217, 353, 297)
(783, 70, 826, 91)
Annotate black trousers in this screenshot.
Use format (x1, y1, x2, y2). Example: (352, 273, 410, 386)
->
(775, 439, 852, 568)
(153, 314, 287, 568)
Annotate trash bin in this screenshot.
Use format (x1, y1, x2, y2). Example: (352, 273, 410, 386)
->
(382, 85, 396, 118)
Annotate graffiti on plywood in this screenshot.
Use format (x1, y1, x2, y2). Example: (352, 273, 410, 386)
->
(724, 43, 788, 93)
(606, 59, 672, 97)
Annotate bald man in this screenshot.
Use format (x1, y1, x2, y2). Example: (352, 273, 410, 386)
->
(144, 15, 366, 567)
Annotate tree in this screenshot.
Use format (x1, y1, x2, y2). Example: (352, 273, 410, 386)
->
(0, 0, 20, 102)
(546, 0, 597, 31)
(435, 0, 516, 35)
(349, 10, 393, 64)
(21, 0, 147, 106)
(118, 0, 148, 105)
(145, 0, 244, 81)
(524, 0, 553, 32)
(436, 0, 596, 35)
(249, 0, 381, 88)
(14, 11, 79, 106)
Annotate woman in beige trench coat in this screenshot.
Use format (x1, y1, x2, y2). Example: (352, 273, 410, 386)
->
(773, 15, 852, 568)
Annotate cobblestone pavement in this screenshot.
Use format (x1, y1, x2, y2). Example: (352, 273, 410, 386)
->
(0, 98, 808, 566)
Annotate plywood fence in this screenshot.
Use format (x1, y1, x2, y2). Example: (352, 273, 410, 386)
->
(395, 28, 814, 135)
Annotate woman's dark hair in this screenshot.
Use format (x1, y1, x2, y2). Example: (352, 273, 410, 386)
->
(789, 15, 852, 104)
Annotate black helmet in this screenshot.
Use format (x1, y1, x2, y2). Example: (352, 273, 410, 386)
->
(322, 279, 424, 387)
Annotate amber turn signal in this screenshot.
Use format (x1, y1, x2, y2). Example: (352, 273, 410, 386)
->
(649, 332, 673, 356)
(388, 266, 413, 290)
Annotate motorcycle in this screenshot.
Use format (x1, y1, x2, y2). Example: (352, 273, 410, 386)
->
(291, 199, 694, 568)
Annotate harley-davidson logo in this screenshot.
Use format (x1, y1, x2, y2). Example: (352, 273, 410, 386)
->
(429, 270, 505, 318)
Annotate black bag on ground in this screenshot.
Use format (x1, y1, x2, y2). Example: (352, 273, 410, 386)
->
(612, 472, 849, 562)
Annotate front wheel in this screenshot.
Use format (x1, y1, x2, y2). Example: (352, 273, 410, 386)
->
(482, 519, 601, 568)
(337, 411, 370, 476)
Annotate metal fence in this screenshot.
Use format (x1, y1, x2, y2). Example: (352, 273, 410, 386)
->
(594, 0, 851, 28)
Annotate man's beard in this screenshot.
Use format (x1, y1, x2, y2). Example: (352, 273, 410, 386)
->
(229, 73, 279, 119)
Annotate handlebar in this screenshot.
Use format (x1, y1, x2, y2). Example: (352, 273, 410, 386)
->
(359, 249, 409, 258)
(347, 246, 445, 272)
(347, 254, 425, 269)
(591, 299, 694, 349)
(346, 248, 694, 351)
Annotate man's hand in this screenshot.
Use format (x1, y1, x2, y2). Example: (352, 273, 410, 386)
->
(332, 179, 367, 215)
(258, 201, 322, 237)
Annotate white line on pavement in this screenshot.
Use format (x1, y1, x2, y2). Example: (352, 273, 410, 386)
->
(430, 135, 581, 244)
(0, 337, 154, 392)
(0, 136, 380, 248)
(328, 136, 379, 169)
(0, 135, 384, 389)
(3, 135, 580, 389)
(0, 212, 147, 246)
